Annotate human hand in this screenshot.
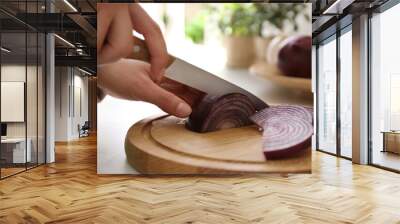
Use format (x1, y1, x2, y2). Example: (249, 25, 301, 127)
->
(98, 59, 192, 118)
(97, 3, 168, 82)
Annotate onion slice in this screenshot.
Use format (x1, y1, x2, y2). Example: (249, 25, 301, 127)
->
(250, 105, 313, 159)
(251, 105, 313, 126)
(186, 93, 260, 133)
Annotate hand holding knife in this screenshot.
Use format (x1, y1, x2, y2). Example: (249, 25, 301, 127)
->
(129, 36, 268, 111)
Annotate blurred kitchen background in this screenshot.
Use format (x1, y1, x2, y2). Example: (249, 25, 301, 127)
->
(142, 3, 310, 68)
(98, 3, 312, 174)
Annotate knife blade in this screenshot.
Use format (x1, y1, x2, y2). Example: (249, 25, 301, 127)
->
(129, 36, 268, 110)
(165, 58, 267, 110)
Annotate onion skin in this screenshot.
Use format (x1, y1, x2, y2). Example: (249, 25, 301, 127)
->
(166, 68, 314, 160)
(185, 90, 312, 160)
(186, 93, 259, 133)
(277, 36, 311, 79)
(266, 139, 311, 159)
(261, 117, 312, 159)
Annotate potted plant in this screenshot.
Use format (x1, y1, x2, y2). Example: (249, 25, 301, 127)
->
(253, 4, 274, 62)
(215, 3, 257, 68)
(185, 11, 206, 44)
(252, 3, 310, 63)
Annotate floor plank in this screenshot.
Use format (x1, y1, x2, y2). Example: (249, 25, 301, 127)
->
(0, 135, 399, 224)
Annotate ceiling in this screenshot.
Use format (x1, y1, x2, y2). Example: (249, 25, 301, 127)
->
(0, 0, 96, 14)
(0, 0, 96, 74)
(1, 0, 396, 74)
(1, 32, 45, 63)
(312, 0, 391, 43)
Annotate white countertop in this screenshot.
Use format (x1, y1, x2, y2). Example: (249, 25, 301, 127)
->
(98, 97, 162, 174)
(1, 138, 28, 143)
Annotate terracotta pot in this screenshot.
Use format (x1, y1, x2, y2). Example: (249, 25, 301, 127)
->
(224, 36, 255, 68)
(254, 36, 273, 61)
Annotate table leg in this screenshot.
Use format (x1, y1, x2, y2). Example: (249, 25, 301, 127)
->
(382, 133, 386, 153)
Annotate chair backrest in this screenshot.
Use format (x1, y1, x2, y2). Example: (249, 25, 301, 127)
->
(82, 121, 90, 129)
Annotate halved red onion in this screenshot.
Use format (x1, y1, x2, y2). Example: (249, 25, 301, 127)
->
(250, 105, 313, 159)
(251, 105, 313, 127)
(278, 35, 312, 78)
(186, 93, 259, 133)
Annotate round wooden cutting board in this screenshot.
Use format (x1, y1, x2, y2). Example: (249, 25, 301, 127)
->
(125, 115, 311, 174)
(249, 61, 312, 93)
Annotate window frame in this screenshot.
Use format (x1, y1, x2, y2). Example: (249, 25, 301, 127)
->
(315, 23, 353, 160)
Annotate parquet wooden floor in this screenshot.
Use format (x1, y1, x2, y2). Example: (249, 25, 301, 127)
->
(1, 135, 399, 224)
(1, 167, 26, 178)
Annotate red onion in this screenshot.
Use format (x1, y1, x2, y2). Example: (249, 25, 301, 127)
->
(251, 105, 313, 126)
(186, 93, 259, 133)
(250, 105, 313, 159)
(277, 35, 311, 79)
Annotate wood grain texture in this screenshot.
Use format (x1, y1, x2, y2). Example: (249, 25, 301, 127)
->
(249, 61, 311, 93)
(0, 167, 25, 177)
(1, 135, 400, 223)
(384, 133, 400, 154)
(125, 116, 311, 174)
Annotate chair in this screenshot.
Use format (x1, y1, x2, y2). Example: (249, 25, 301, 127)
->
(78, 121, 90, 138)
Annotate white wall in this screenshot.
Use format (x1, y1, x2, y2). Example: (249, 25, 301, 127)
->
(1, 65, 37, 137)
(54, 67, 89, 141)
(46, 32, 56, 163)
(1, 82, 25, 122)
(55, 66, 69, 141)
(1, 65, 27, 141)
(1, 66, 26, 128)
(72, 73, 89, 138)
(1, 63, 46, 164)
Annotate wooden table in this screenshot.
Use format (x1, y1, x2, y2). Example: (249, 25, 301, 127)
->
(381, 131, 400, 154)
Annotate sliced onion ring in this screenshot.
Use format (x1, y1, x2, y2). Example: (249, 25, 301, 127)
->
(186, 93, 260, 133)
(250, 105, 313, 159)
(251, 105, 313, 127)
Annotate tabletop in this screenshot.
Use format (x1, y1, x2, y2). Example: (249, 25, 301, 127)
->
(98, 56, 313, 174)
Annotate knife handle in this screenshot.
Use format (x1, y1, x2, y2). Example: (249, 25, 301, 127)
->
(129, 36, 175, 66)
(129, 36, 205, 107)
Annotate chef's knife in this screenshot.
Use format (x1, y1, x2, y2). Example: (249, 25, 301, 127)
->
(129, 36, 268, 110)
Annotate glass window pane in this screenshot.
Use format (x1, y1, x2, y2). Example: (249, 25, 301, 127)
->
(371, 4, 400, 171)
(339, 29, 352, 158)
(0, 1, 46, 179)
(1, 31, 27, 177)
(318, 36, 337, 154)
